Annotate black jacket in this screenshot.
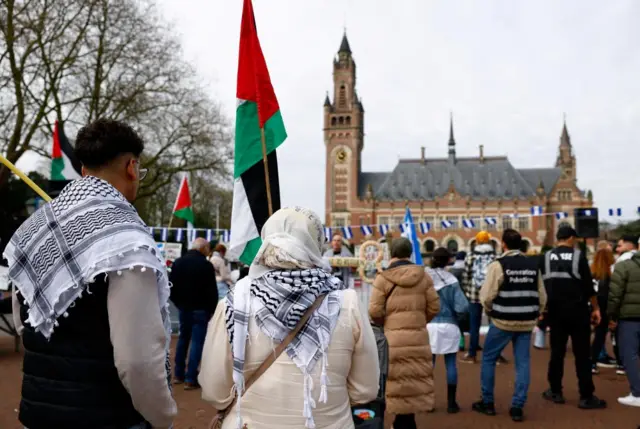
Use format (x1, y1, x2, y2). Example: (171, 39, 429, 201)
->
(169, 249, 218, 313)
(19, 275, 144, 429)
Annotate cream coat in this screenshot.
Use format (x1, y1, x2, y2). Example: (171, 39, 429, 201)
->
(369, 260, 440, 428)
(199, 289, 379, 429)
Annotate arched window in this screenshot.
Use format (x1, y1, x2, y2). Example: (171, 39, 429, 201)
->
(469, 239, 477, 252)
(424, 239, 435, 253)
(345, 116, 351, 126)
(339, 116, 344, 125)
(331, 117, 337, 126)
(338, 85, 346, 108)
(447, 239, 459, 253)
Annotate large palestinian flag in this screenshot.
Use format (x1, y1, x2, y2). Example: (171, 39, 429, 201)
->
(50, 120, 82, 194)
(229, 0, 287, 265)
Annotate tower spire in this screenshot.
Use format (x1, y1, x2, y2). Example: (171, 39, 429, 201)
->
(560, 113, 571, 147)
(448, 112, 456, 163)
(339, 30, 352, 54)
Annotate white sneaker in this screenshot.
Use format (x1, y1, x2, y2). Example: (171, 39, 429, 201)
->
(618, 394, 640, 407)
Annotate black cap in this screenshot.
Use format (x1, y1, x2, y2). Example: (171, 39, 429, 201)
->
(556, 225, 577, 240)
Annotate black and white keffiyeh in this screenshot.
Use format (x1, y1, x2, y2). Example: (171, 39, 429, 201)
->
(224, 268, 346, 429)
(2, 176, 172, 351)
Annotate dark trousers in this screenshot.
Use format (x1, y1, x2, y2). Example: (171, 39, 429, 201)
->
(618, 320, 640, 396)
(547, 308, 595, 399)
(393, 414, 416, 429)
(468, 302, 483, 357)
(174, 309, 210, 383)
(591, 296, 614, 364)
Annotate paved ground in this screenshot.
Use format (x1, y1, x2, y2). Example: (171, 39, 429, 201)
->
(0, 335, 637, 429)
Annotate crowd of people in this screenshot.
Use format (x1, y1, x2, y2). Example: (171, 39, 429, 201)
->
(1, 118, 639, 429)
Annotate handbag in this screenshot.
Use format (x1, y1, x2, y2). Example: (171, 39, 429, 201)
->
(209, 294, 328, 429)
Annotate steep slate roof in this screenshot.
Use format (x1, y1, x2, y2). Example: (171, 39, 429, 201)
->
(339, 33, 352, 54)
(358, 157, 562, 201)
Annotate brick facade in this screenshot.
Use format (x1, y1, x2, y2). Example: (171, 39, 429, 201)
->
(323, 33, 593, 254)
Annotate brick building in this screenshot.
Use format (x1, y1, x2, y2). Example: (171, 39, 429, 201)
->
(323, 33, 593, 254)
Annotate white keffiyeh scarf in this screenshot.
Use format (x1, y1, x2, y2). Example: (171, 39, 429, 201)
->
(224, 206, 347, 428)
(3, 176, 172, 354)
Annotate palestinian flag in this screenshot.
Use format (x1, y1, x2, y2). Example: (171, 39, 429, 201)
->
(229, 0, 287, 265)
(172, 175, 194, 227)
(50, 121, 81, 194)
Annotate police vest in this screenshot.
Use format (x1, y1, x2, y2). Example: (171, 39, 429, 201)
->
(542, 247, 585, 307)
(490, 255, 540, 321)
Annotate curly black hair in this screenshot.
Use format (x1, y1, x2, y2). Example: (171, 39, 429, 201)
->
(74, 118, 144, 169)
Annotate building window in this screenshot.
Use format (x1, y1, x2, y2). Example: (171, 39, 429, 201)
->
(378, 216, 389, 226)
(503, 217, 513, 230)
(338, 85, 346, 108)
(557, 189, 572, 201)
(441, 215, 458, 230)
(333, 217, 346, 227)
(339, 116, 344, 125)
(447, 239, 459, 253)
(424, 239, 436, 253)
(518, 217, 530, 231)
(394, 216, 404, 228)
(345, 116, 351, 126)
(331, 117, 337, 126)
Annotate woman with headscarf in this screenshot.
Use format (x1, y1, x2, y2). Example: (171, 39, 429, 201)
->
(199, 207, 379, 429)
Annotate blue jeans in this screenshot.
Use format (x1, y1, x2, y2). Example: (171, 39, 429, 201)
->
(217, 281, 229, 302)
(174, 310, 210, 383)
(433, 352, 458, 385)
(619, 320, 640, 396)
(468, 302, 483, 357)
(481, 324, 531, 408)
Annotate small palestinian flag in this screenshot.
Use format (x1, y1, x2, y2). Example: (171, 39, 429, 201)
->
(50, 121, 81, 193)
(229, 0, 287, 265)
(172, 175, 194, 227)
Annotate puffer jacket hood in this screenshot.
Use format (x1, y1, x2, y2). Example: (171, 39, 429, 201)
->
(474, 243, 495, 254)
(382, 262, 426, 288)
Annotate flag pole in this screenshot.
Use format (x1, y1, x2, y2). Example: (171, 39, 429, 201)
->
(260, 127, 273, 216)
(0, 154, 52, 202)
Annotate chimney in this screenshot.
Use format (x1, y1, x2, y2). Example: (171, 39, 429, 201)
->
(420, 146, 425, 164)
(479, 144, 485, 163)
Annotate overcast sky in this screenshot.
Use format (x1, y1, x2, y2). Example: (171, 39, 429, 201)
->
(25, 0, 640, 222)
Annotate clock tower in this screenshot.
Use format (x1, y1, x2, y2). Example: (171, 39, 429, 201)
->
(323, 32, 364, 227)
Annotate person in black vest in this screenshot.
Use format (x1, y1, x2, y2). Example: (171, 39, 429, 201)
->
(4, 119, 176, 429)
(540, 225, 607, 409)
(169, 237, 218, 390)
(472, 229, 547, 423)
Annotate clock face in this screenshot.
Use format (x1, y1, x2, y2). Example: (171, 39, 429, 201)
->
(336, 148, 347, 163)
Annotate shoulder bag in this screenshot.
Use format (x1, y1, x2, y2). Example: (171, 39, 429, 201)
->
(209, 293, 328, 429)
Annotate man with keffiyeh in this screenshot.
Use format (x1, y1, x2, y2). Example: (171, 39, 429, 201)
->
(4, 119, 176, 429)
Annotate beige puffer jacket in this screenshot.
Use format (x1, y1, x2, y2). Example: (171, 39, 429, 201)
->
(369, 259, 440, 427)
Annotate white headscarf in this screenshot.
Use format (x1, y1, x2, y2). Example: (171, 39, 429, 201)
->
(225, 207, 345, 429)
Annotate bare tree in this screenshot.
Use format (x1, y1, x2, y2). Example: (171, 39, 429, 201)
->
(0, 0, 232, 199)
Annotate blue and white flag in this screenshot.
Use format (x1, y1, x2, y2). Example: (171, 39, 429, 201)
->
(176, 228, 183, 242)
(485, 217, 497, 226)
(324, 227, 332, 242)
(441, 220, 453, 229)
(555, 212, 569, 220)
(149, 227, 154, 236)
(531, 206, 543, 216)
(189, 228, 197, 242)
(378, 224, 390, 236)
(608, 208, 622, 217)
(341, 226, 354, 240)
(206, 229, 213, 242)
(221, 230, 231, 243)
(360, 225, 373, 237)
(401, 207, 423, 265)
(637, 206, 640, 215)
(161, 227, 168, 242)
(419, 222, 431, 234)
(399, 223, 408, 234)
(462, 219, 475, 229)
